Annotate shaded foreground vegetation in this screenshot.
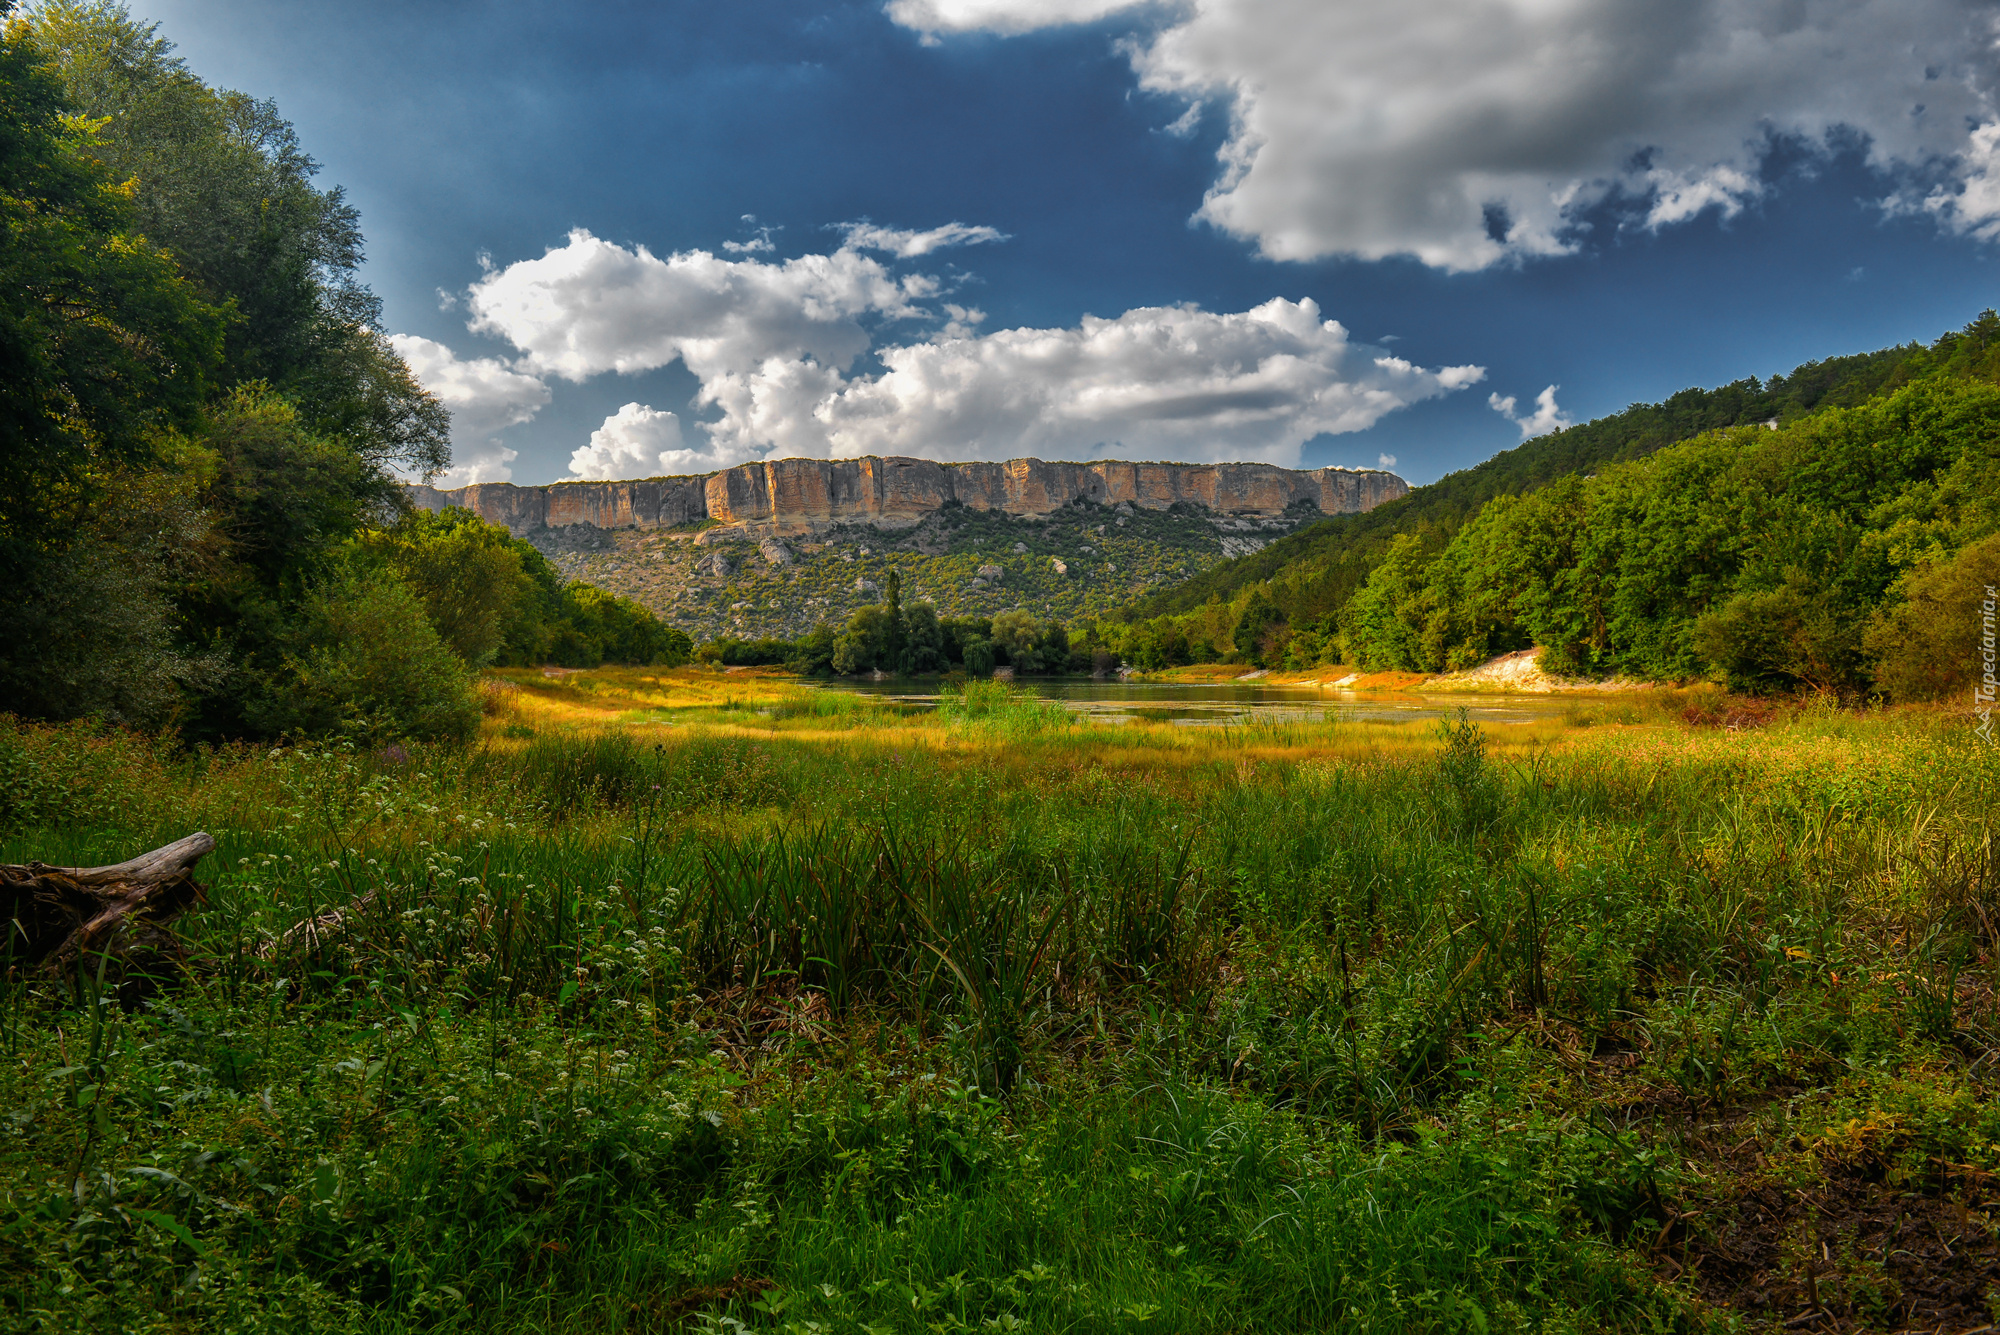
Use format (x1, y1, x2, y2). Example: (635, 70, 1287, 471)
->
(2, 676, 1998, 1333)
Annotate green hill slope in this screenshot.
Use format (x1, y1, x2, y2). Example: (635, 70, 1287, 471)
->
(1123, 341, 1920, 627)
(1105, 313, 2000, 697)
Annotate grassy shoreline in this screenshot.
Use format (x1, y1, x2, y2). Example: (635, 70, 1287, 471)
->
(1, 678, 1996, 1332)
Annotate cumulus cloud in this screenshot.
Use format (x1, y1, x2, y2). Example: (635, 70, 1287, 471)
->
(699, 297, 1484, 464)
(566, 402, 769, 480)
(1377, 453, 1397, 469)
(445, 229, 1483, 473)
(834, 220, 1010, 256)
(566, 403, 676, 479)
(890, 0, 2000, 270)
(389, 334, 551, 485)
(464, 228, 933, 383)
(1922, 121, 2000, 241)
(1490, 385, 1573, 439)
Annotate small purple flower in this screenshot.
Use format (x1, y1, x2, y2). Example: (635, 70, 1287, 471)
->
(378, 744, 410, 767)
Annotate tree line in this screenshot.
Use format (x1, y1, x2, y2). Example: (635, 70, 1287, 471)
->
(0, 2, 680, 743)
(702, 570, 1118, 677)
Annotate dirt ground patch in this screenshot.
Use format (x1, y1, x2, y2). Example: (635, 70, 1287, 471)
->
(1667, 1161, 1998, 1331)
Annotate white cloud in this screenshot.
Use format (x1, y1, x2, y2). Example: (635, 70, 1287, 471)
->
(890, 0, 2000, 271)
(887, 0, 1142, 36)
(463, 228, 933, 383)
(834, 220, 1010, 257)
(1921, 120, 2000, 241)
(447, 228, 1483, 474)
(1377, 453, 1397, 469)
(699, 297, 1484, 464)
(723, 218, 779, 253)
(566, 403, 675, 479)
(566, 402, 768, 480)
(1490, 385, 1573, 439)
(389, 334, 551, 485)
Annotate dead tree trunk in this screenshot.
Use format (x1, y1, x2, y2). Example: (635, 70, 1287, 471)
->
(1, 832, 213, 984)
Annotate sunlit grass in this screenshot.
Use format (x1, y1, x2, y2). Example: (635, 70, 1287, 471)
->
(1, 687, 1994, 1333)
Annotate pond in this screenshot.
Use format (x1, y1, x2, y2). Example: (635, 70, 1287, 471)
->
(816, 677, 1583, 726)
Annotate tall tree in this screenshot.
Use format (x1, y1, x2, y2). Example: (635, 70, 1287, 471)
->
(23, 0, 447, 480)
(885, 567, 905, 672)
(0, 2, 220, 582)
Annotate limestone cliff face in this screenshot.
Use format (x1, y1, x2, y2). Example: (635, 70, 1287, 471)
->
(408, 456, 1406, 535)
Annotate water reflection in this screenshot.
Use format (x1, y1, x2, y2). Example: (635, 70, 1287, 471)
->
(818, 678, 1576, 726)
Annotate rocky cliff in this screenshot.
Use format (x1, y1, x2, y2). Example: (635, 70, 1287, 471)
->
(407, 456, 1406, 536)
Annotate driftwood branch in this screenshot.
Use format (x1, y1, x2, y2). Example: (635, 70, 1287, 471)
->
(2, 832, 214, 982)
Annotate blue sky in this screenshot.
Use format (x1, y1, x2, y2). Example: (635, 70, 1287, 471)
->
(142, 0, 2000, 486)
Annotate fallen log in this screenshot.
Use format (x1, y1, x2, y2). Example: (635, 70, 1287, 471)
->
(1, 832, 214, 983)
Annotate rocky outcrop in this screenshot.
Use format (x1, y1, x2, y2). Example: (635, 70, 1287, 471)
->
(408, 477, 710, 533)
(407, 455, 1406, 536)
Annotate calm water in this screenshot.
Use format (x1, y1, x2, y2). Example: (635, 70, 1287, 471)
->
(818, 677, 1579, 726)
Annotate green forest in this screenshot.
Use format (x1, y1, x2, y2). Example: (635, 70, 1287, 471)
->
(0, 2, 682, 746)
(1100, 323, 2000, 697)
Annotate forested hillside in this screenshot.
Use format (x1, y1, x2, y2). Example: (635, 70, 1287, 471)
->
(1102, 318, 2000, 699)
(0, 2, 680, 743)
(1127, 340, 1919, 625)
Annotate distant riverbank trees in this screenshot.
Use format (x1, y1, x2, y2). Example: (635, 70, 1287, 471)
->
(698, 574, 1115, 678)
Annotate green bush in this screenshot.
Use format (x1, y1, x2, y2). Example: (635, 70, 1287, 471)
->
(251, 567, 480, 744)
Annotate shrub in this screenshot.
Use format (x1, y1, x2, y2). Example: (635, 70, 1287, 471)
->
(251, 567, 480, 744)
(0, 715, 169, 833)
(1864, 532, 2000, 701)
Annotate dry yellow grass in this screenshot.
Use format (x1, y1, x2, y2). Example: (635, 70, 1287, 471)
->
(476, 666, 1616, 777)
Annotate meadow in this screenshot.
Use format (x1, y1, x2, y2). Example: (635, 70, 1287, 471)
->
(1, 671, 1997, 1333)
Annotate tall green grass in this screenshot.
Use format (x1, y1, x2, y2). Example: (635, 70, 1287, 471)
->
(936, 678, 1074, 738)
(1, 707, 1996, 1331)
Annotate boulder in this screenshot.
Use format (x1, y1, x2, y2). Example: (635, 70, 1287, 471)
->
(977, 563, 1003, 580)
(759, 537, 793, 566)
